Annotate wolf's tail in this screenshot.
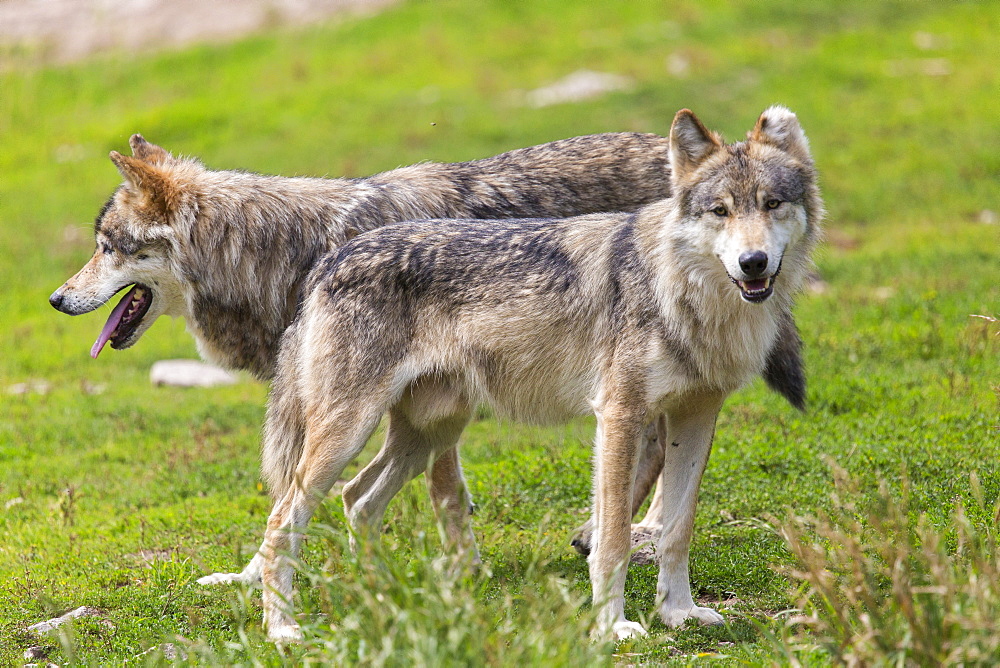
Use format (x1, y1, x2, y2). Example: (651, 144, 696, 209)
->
(763, 311, 807, 411)
(261, 325, 307, 500)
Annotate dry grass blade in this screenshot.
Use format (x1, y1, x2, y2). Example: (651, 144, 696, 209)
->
(773, 463, 1000, 666)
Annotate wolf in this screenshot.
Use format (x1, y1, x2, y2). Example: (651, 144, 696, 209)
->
(251, 106, 822, 642)
(47, 129, 805, 584)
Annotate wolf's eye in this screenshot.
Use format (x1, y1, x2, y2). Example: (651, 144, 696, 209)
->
(137, 253, 149, 260)
(766, 199, 782, 210)
(711, 205, 728, 217)
(101, 244, 113, 255)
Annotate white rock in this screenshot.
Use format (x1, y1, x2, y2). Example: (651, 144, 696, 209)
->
(150, 360, 238, 388)
(27, 606, 102, 635)
(526, 70, 633, 108)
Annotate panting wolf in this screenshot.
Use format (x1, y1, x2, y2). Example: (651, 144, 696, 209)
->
(48, 124, 805, 593)
(248, 106, 823, 641)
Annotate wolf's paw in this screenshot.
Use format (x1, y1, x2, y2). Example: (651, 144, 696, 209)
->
(570, 524, 593, 556)
(661, 604, 724, 628)
(631, 519, 663, 533)
(591, 619, 647, 642)
(612, 620, 648, 640)
(196, 570, 261, 587)
(267, 622, 304, 645)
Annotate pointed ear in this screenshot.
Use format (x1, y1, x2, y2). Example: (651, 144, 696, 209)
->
(749, 106, 812, 164)
(669, 109, 723, 181)
(109, 151, 176, 212)
(129, 134, 172, 165)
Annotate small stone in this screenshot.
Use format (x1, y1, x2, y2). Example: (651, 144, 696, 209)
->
(873, 286, 895, 301)
(807, 273, 829, 295)
(132, 643, 188, 662)
(665, 52, 690, 77)
(919, 58, 951, 76)
(160, 643, 187, 660)
(24, 646, 47, 660)
(80, 380, 107, 395)
(6, 379, 51, 395)
(150, 359, 237, 388)
(129, 548, 174, 566)
(630, 527, 659, 565)
(912, 31, 939, 50)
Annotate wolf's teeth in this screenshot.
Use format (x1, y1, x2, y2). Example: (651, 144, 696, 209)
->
(134, 288, 145, 299)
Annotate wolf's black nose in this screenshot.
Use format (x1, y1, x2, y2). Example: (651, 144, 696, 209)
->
(49, 290, 65, 310)
(738, 250, 768, 277)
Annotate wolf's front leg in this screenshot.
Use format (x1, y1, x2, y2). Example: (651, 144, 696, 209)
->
(342, 398, 474, 559)
(589, 399, 647, 640)
(571, 416, 665, 555)
(657, 392, 726, 627)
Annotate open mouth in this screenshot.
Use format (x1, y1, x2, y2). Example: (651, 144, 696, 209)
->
(90, 284, 153, 358)
(734, 276, 774, 303)
(726, 260, 781, 304)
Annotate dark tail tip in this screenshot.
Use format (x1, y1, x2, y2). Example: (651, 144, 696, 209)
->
(763, 313, 807, 411)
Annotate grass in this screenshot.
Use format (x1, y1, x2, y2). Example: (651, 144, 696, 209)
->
(1, 0, 998, 664)
(776, 465, 1000, 665)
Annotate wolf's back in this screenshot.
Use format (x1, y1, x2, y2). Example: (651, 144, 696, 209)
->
(367, 132, 672, 223)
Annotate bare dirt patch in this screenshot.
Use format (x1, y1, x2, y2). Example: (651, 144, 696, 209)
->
(0, 0, 398, 66)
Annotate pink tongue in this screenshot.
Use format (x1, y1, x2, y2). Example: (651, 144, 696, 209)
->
(91, 286, 138, 359)
(744, 278, 768, 291)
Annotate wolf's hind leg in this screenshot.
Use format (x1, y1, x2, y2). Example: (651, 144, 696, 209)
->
(656, 392, 725, 628)
(342, 381, 472, 555)
(262, 401, 385, 643)
(427, 447, 480, 564)
(633, 478, 664, 530)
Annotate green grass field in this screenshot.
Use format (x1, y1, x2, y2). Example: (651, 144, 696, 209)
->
(1, 0, 998, 664)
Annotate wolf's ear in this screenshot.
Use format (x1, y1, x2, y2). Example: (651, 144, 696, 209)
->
(669, 109, 723, 181)
(109, 151, 178, 213)
(129, 134, 173, 165)
(749, 106, 812, 164)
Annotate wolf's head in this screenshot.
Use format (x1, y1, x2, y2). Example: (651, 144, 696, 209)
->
(667, 106, 822, 304)
(49, 135, 199, 357)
